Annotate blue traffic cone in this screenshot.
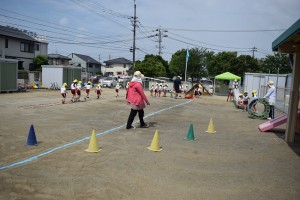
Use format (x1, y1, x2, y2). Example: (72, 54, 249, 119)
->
(26, 124, 38, 146)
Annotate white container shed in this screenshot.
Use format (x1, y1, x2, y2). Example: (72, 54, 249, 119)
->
(243, 72, 288, 98)
(41, 65, 81, 89)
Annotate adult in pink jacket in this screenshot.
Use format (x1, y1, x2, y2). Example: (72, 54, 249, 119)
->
(126, 71, 150, 129)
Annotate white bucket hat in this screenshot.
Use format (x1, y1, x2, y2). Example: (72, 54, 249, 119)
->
(134, 71, 144, 78)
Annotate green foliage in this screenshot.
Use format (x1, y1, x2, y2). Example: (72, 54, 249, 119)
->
(33, 55, 48, 71)
(259, 53, 291, 74)
(169, 48, 212, 81)
(134, 55, 168, 77)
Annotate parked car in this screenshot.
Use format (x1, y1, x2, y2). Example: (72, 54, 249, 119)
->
(199, 79, 214, 94)
(100, 76, 119, 88)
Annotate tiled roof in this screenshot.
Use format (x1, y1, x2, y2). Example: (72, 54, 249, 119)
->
(71, 53, 101, 64)
(0, 25, 38, 42)
(48, 54, 71, 60)
(104, 57, 133, 65)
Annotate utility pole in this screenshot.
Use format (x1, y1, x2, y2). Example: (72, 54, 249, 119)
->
(131, 0, 137, 68)
(252, 46, 257, 58)
(152, 27, 168, 56)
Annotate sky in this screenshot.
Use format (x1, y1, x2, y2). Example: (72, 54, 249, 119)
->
(1, 0, 299, 63)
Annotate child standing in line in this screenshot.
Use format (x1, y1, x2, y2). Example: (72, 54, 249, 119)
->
(85, 81, 92, 100)
(163, 83, 168, 97)
(70, 79, 78, 102)
(150, 84, 154, 97)
(95, 83, 102, 99)
(154, 83, 159, 97)
(242, 91, 250, 111)
(76, 81, 82, 101)
(158, 83, 163, 97)
(115, 83, 121, 97)
(60, 83, 67, 104)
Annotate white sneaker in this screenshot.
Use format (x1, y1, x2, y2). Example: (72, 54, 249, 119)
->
(267, 117, 272, 120)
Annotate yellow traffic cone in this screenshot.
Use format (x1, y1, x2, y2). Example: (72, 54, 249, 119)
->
(85, 130, 101, 152)
(147, 130, 162, 152)
(205, 118, 216, 133)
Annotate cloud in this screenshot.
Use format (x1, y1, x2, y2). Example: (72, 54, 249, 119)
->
(59, 17, 69, 26)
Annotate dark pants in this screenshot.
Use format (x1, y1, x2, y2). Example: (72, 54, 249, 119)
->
(269, 105, 275, 119)
(126, 109, 145, 129)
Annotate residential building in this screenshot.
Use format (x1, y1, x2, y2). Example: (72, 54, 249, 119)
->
(0, 25, 48, 71)
(48, 54, 71, 65)
(103, 57, 133, 77)
(68, 53, 101, 78)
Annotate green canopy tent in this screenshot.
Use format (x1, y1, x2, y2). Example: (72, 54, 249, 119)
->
(215, 72, 241, 80)
(214, 72, 241, 95)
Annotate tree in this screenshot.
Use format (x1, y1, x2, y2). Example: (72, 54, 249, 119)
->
(33, 55, 48, 71)
(169, 48, 212, 81)
(207, 51, 238, 77)
(133, 55, 167, 77)
(259, 53, 291, 74)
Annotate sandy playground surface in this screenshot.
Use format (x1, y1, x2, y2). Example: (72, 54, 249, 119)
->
(0, 88, 300, 200)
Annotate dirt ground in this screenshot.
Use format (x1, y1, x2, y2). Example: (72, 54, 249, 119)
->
(0, 88, 300, 200)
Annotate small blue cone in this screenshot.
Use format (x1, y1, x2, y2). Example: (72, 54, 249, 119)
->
(26, 124, 38, 146)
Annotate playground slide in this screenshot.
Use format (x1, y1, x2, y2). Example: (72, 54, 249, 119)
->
(258, 111, 300, 132)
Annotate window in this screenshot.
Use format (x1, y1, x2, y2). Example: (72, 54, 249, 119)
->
(20, 42, 34, 53)
(5, 39, 8, 48)
(123, 64, 126, 68)
(35, 43, 40, 51)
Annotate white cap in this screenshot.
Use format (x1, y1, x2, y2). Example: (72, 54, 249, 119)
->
(267, 81, 274, 86)
(134, 71, 144, 78)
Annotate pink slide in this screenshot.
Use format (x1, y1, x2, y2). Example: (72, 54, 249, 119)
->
(258, 111, 300, 132)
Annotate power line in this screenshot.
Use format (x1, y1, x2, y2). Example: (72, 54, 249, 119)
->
(145, 26, 286, 33)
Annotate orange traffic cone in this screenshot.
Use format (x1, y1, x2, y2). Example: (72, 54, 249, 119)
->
(85, 130, 101, 152)
(205, 118, 216, 133)
(147, 130, 162, 152)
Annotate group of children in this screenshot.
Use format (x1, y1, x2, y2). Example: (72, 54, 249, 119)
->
(237, 90, 258, 112)
(150, 83, 169, 97)
(60, 79, 102, 104)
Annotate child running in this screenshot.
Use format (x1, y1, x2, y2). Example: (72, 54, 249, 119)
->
(115, 83, 121, 97)
(95, 83, 102, 99)
(242, 91, 250, 111)
(60, 83, 67, 104)
(70, 79, 78, 102)
(76, 81, 82, 101)
(251, 90, 258, 112)
(85, 81, 92, 100)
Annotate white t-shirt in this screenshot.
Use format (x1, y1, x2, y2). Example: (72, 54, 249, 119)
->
(61, 87, 66, 94)
(86, 84, 92, 90)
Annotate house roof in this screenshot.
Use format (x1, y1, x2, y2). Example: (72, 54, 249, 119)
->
(0, 25, 39, 42)
(48, 54, 71, 60)
(71, 53, 101, 64)
(104, 57, 133, 65)
(272, 19, 300, 53)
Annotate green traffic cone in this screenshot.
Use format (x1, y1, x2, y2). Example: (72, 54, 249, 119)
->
(185, 123, 195, 141)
